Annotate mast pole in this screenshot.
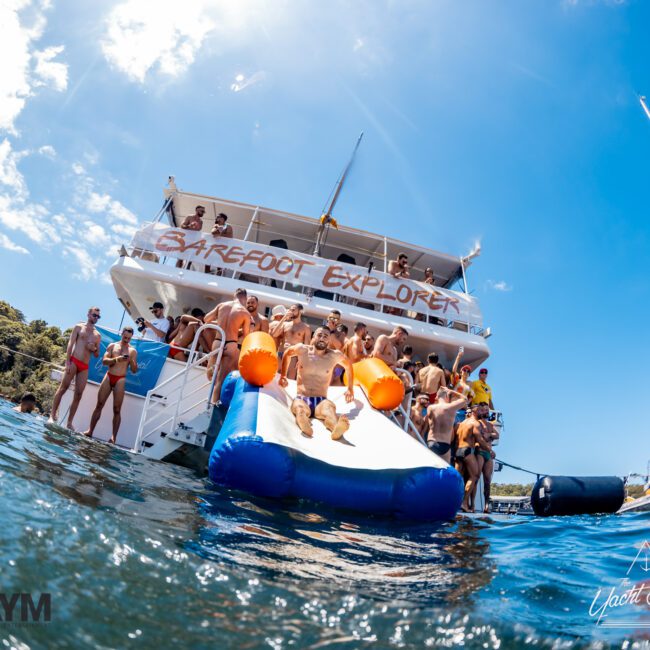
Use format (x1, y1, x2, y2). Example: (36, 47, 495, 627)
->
(313, 132, 364, 256)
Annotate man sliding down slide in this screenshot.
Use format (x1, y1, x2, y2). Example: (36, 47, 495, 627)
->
(279, 327, 355, 440)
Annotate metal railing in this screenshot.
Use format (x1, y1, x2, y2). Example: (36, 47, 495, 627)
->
(391, 368, 427, 446)
(132, 324, 225, 453)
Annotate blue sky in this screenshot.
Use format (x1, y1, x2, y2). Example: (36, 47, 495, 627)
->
(1, 0, 649, 482)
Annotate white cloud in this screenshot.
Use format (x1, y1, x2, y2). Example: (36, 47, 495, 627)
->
(72, 162, 85, 175)
(487, 280, 513, 292)
(102, 0, 216, 83)
(33, 45, 68, 91)
(0, 232, 29, 255)
(0, 138, 28, 197)
(84, 221, 110, 247)
(38, 144, 56, 157)
(63, 244, 97, 281)
(230, 71, 266, 93)
(0, 0, 68, 133)
(0, 138, 60, 246)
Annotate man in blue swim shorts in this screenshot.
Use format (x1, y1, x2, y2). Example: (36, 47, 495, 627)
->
(279, 328, 355, 440)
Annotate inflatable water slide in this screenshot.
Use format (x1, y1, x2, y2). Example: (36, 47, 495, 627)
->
(208, 334, 464, 521)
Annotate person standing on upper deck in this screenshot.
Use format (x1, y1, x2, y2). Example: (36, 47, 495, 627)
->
(372, 326, 408, 369)
(388, 253, 410, 279)
(470, 368, 494, 410)
(207, 212, 233, 274)
(423, 267, 435, 284)
(418, 352, 447, 403)
(176, 205, 205, 268)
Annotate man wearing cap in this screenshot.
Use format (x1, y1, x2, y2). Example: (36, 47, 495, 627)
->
(269, 305, 287, 339)
(141, 302, 170, 343)
(471, 368, 494, 410)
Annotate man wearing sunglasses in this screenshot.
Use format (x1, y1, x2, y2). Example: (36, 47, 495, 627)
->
(470, 368, 494, 410)
(49, 307, 102, 430)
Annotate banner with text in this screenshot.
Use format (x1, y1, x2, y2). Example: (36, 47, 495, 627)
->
(132, 224, 482, 325)
(88, 326, 168, 396)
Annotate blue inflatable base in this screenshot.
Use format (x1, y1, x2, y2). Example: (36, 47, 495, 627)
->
(209, 374, 464, 521)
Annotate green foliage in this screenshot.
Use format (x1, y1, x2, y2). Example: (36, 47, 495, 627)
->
(491, 483, 534, 497)
(0, 300, 66, 413)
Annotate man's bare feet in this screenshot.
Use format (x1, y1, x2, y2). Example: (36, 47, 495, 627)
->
(82, 430, 93, 438)
(109, 437, 116, 444)
(330, 415, 349, 441)
(66, 422, 76, 432)
(47, 415, 57, 424)
(295, 412, 313, 437)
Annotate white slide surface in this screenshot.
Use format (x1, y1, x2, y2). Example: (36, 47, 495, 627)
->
(257, 379, 448, 471)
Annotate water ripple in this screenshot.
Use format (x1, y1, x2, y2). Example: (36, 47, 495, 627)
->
(1, 400, 649, 649)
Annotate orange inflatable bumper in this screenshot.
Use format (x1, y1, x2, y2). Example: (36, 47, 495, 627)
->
(238, 332, 278, 386)
(348, 357, 404, 410)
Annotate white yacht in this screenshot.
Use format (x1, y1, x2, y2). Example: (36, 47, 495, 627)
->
(53, 177, 494, 477)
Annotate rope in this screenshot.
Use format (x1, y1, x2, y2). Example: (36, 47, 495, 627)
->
(496, 458, 543, 480)
(0, 344, 65, 370)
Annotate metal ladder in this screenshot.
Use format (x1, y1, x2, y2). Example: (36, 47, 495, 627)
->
(132, 324, 225, 457)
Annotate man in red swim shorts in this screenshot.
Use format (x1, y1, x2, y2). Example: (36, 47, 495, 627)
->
(84, 327, 138, 444)
(49, 307, 102, 430)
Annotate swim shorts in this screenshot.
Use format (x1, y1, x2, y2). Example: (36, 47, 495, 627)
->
(296, 395, 327, 417)
(70, 356, 89, 372)
(428, 440, 451, 456)
(456, 446, 474, 459)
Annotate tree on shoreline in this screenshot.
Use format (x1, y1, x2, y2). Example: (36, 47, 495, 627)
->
(0, 301, 67, 413)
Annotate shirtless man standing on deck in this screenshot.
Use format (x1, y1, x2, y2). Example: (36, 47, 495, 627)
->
(208, 288, 250, 403)
(49, 307, 102, 430)
(271, 304, 311, 379)
(168, 308, 206, 360)
(418, 353, 447, 402)
(426, 387, 468, 463)
(371, 326, 408, 369)
(279, 327, 355, 440)
(473, 402, 499, 513)
(455, 405, 492, 512)
(246, 296, 269, 333)
(344, 322, 367, 364)
(83, 327, 138, 444)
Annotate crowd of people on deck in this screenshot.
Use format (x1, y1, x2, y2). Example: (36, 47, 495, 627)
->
(147, 288, 498, 513)
(47, 291, 497, 512)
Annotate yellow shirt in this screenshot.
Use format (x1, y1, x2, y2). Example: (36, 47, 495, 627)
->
(471, 380, 492, 406)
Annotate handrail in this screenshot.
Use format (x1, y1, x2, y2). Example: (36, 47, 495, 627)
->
(392, 367, 427, 446)
(132, 324, 225, 452)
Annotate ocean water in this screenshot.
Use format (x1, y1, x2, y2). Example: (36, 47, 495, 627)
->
(1, 399, 649, 649)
